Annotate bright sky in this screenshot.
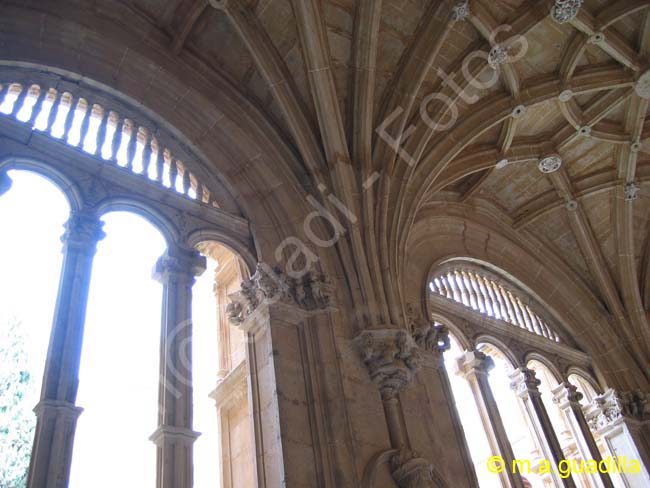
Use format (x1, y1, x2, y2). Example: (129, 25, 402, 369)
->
(0, 170, 221, 487)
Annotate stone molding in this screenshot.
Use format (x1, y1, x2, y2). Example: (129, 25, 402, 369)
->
(209, 360, 248, 411)
(149, 425, 201, 447)
(356, 328, 420, 400)
(33, 400, 83, 419)
(587, 389, 650, 430)
(390, 449, 448, 488)
(226, 263, 333, 326)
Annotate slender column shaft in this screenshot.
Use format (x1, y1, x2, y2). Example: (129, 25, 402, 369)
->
(28, 210, 105, 488)
(151, 245, 206, 488)
(511, 368, 577, 487)
(456, 350, 524, 488)
(553, 383, 614, 488)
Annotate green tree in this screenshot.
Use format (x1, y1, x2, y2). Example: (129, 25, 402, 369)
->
(0, 318, 36, 488)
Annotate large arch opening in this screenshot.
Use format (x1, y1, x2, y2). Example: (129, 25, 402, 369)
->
(0, 170, 70, 486)
(68, 211, 167, 487)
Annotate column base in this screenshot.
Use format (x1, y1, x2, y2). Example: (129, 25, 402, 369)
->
(28, 401, 83, 488)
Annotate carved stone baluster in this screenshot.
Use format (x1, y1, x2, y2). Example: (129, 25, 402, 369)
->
(78, 103, 92, 149)
(62, 96, 77, 142)
(10, 84, 29, 118)
(182, 169, 191, 196)
(142, 130, 153, 177)
(125, 122, 137, 171)
(110, 117, 124, 163)
(45, 91, 62, 135)
(95, 109, 109, 158)
(446, 272, 461, 302)
(0, 83, 9, 105)
(169, 159, 178, 190)
(155, 146, 165, 184)
(28, 87, 47, 127)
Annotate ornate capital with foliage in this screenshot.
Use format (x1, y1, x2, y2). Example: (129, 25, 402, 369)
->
(61, 211, 106, 253)
(587, 389, 650, 429)
(356, 328, 420, 400)
(226, 263, 333, 325)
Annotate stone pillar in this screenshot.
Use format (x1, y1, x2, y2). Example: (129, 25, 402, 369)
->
(226, 263, 335, 488)
(356, 326, 447, 487)
(150, 245, 206, 488)
(412, 322, 479, 487)
(552, 382, 615, 488)
(0, 170, 12, 196)
(456, 350, 524, 488)
(586, 389, 650, 485)
(511, 367, 577, 487)
(27, 210, 105, 488)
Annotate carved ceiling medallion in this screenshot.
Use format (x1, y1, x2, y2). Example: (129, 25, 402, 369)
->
(538, 155, 563, 174)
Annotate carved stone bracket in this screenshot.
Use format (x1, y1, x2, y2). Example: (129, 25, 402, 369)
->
(390, 450, 448, 488)
(226, 263, 333, 325)
(356, 328, 421, 400)
(411, 321, 450, 354)
(587, 389, 650, 430)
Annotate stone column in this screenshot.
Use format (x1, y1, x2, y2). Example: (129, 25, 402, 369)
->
(586, 389, 650, 484)
(27, 210, 105, 488)
(150, 245, 206, 488)
(356, 326, 447, 488)
(226, 263, 335, 488)
(456, 350, 524, 488)
(0, 170, 12, 196)
(511, 368, 577, 487)
(552, 383, 614, 488)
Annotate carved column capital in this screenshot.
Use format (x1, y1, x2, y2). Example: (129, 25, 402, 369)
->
(509, 367, 542, 399)
(390, 449, 448, 488)
(552, 382, 583, 408)
(455, 350, 494, 379)
(61, 210, 105, 253)
(226, 263, 333, 326)
(356, 328, 420, 400)
(588, 389, 650, 430)
(0, 170, 12, 196)
(153, 245, 206, 284)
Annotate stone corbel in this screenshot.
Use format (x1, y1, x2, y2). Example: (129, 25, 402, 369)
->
(225, 262, 333, 326)
(356, 328, 421, 400)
